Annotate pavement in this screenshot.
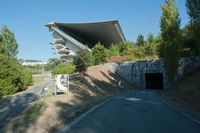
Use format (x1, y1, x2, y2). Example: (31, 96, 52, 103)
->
(64, 90, 200, 133)
(0, 73, 53, 132)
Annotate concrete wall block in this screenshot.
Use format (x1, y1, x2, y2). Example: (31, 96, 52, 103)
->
(106, 57, 200, 90)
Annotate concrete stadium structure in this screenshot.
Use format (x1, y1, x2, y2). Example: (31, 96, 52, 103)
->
(46, 20, 126, 62)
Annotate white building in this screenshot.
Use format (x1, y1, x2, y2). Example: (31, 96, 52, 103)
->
(21, 61, 47, 66)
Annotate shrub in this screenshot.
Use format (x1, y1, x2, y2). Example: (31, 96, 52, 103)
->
(143, 44, 157, 56)
(44, 58, 61, 71)
(21, 68, 33, 87)
(92, 42, 107, 65)
(118, 41, 134, 55)
(73, 49, 92, 73)
(0, 54, 33, 96)
(25, 65, 43, 75)
(109, 44, 120, 56)
(52, 63, 76, 76)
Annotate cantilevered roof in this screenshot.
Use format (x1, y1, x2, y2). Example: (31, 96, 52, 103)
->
(46, 20, 126, 48)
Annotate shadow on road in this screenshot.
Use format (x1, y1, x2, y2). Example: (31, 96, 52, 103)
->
(0, 92, 38, 132)
(51, 70, 133, 132)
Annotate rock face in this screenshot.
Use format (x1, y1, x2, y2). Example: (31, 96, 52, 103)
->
(106, 57, 200, 89)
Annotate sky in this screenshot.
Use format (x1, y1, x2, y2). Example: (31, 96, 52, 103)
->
(0, 0, 189, 61)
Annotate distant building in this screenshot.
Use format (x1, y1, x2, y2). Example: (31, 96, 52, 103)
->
(46, 20, 126, 62)
(21, 61, 47, 66)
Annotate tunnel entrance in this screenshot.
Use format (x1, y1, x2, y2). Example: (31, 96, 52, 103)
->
(145, 73, 163, 90)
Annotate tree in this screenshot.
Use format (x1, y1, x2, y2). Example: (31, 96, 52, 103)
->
(0, 26, 18, 57)
(136, 34, 145, 46)
(92, 42, 107, 65)
(159, 0, 181, 86)
(180, 24, 198, 56)
(147, 33, 155, 45)
(52, 63, 76, 76)
(109, 44, 120, 56)
(44, 58, 61, 71)
(186, 0, 200, 55)
(0, 26, 32, 97)
(0, 54, 32, 96)
(73, 49, 92, 73)
(118, 41, 134, 55)
(186, 0, 200, 24)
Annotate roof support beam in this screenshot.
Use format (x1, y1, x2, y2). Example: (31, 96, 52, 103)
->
(49, 26, 91, 51)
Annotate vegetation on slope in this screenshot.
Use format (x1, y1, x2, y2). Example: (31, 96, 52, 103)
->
(163, 67, 200, 112)
(0, 26, 33, 97)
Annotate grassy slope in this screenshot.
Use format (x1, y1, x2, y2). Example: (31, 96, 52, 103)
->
(33, 76, 46, 85)
(164, 69, 200, 112)
(4, 65, 133, 132)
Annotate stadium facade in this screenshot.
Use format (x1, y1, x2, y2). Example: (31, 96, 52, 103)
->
(46, 20, 125, 62)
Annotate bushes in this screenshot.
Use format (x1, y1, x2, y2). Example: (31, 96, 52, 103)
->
(92, 42, 107, 65)
(44, 58, 61, 71)
(52, 63, 76, 76)
(0, 26, 33, 97)
(0, 54, 33, 97)
(107, 41, 158, 61)
(21, 68, 33, 87)
(118, 41, 134, 55)
(73, 49, 92, 73)
(108, 44, 120, 56)
(49, 41, 159, 77)
(26, 65, 43, 75)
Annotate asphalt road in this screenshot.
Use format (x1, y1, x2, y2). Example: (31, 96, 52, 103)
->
(65, 90, 200, 133)
(0, 74, 53, 131)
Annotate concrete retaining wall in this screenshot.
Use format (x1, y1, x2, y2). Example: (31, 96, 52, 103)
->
(106, 57, 200, 89)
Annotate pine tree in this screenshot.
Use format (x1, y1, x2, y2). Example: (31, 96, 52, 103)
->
(92, 42, 107, 65)
(0, 26, 18, 57)
(186, 0, 200, 24)
(160, 0, 181, 87)
(147, 33, 155, 45)
(186, 0, 200, 55)
(136, 34, 145, 46)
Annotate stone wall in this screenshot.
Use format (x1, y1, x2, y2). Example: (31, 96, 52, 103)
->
(178, 57, 200, 78)
(106, 57, 200, 89)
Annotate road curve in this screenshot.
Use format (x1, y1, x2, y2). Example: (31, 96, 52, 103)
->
(0, 74, 53, 131)
(65, 90, 200, 133)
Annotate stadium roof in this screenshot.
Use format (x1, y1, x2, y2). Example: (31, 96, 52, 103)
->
(46, 20, 126, 48)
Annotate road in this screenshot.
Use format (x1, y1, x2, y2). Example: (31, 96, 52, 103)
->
(0, 73, 53, 131)
(65, 90, 200, 133)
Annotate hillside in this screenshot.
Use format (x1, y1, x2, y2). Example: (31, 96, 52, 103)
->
(4, 65, 133, 133)
(162, 67, 200, 121)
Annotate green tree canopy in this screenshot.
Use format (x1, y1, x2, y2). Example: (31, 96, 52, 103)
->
(186, 0, 200, 56)
(160, 0, 181, 86)
(147, 33, 155, 45)
(44, 58, 61, 71)
(160, 0, 180, 43)
(73, 49, 92, 73)
(0, 54, 32, 96)
(92, 42, 107, 65)
(52, 63, 76, 76)
(0, 26, 18, 57)
(136, 34, 145, 46)
(186, 0, 200, 24)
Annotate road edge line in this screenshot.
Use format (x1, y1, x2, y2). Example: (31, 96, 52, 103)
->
(58, 93, 116, 132)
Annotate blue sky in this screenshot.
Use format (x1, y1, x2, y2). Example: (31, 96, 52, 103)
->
(0, 0, 189, 61)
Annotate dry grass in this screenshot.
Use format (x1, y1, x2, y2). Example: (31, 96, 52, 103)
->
(4, 65, 133, 133)
(33, 76, 46, 85)
(163, 69, 200, 112)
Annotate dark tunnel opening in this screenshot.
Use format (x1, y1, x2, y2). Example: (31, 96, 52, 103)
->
(145, 73, 163, 90)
